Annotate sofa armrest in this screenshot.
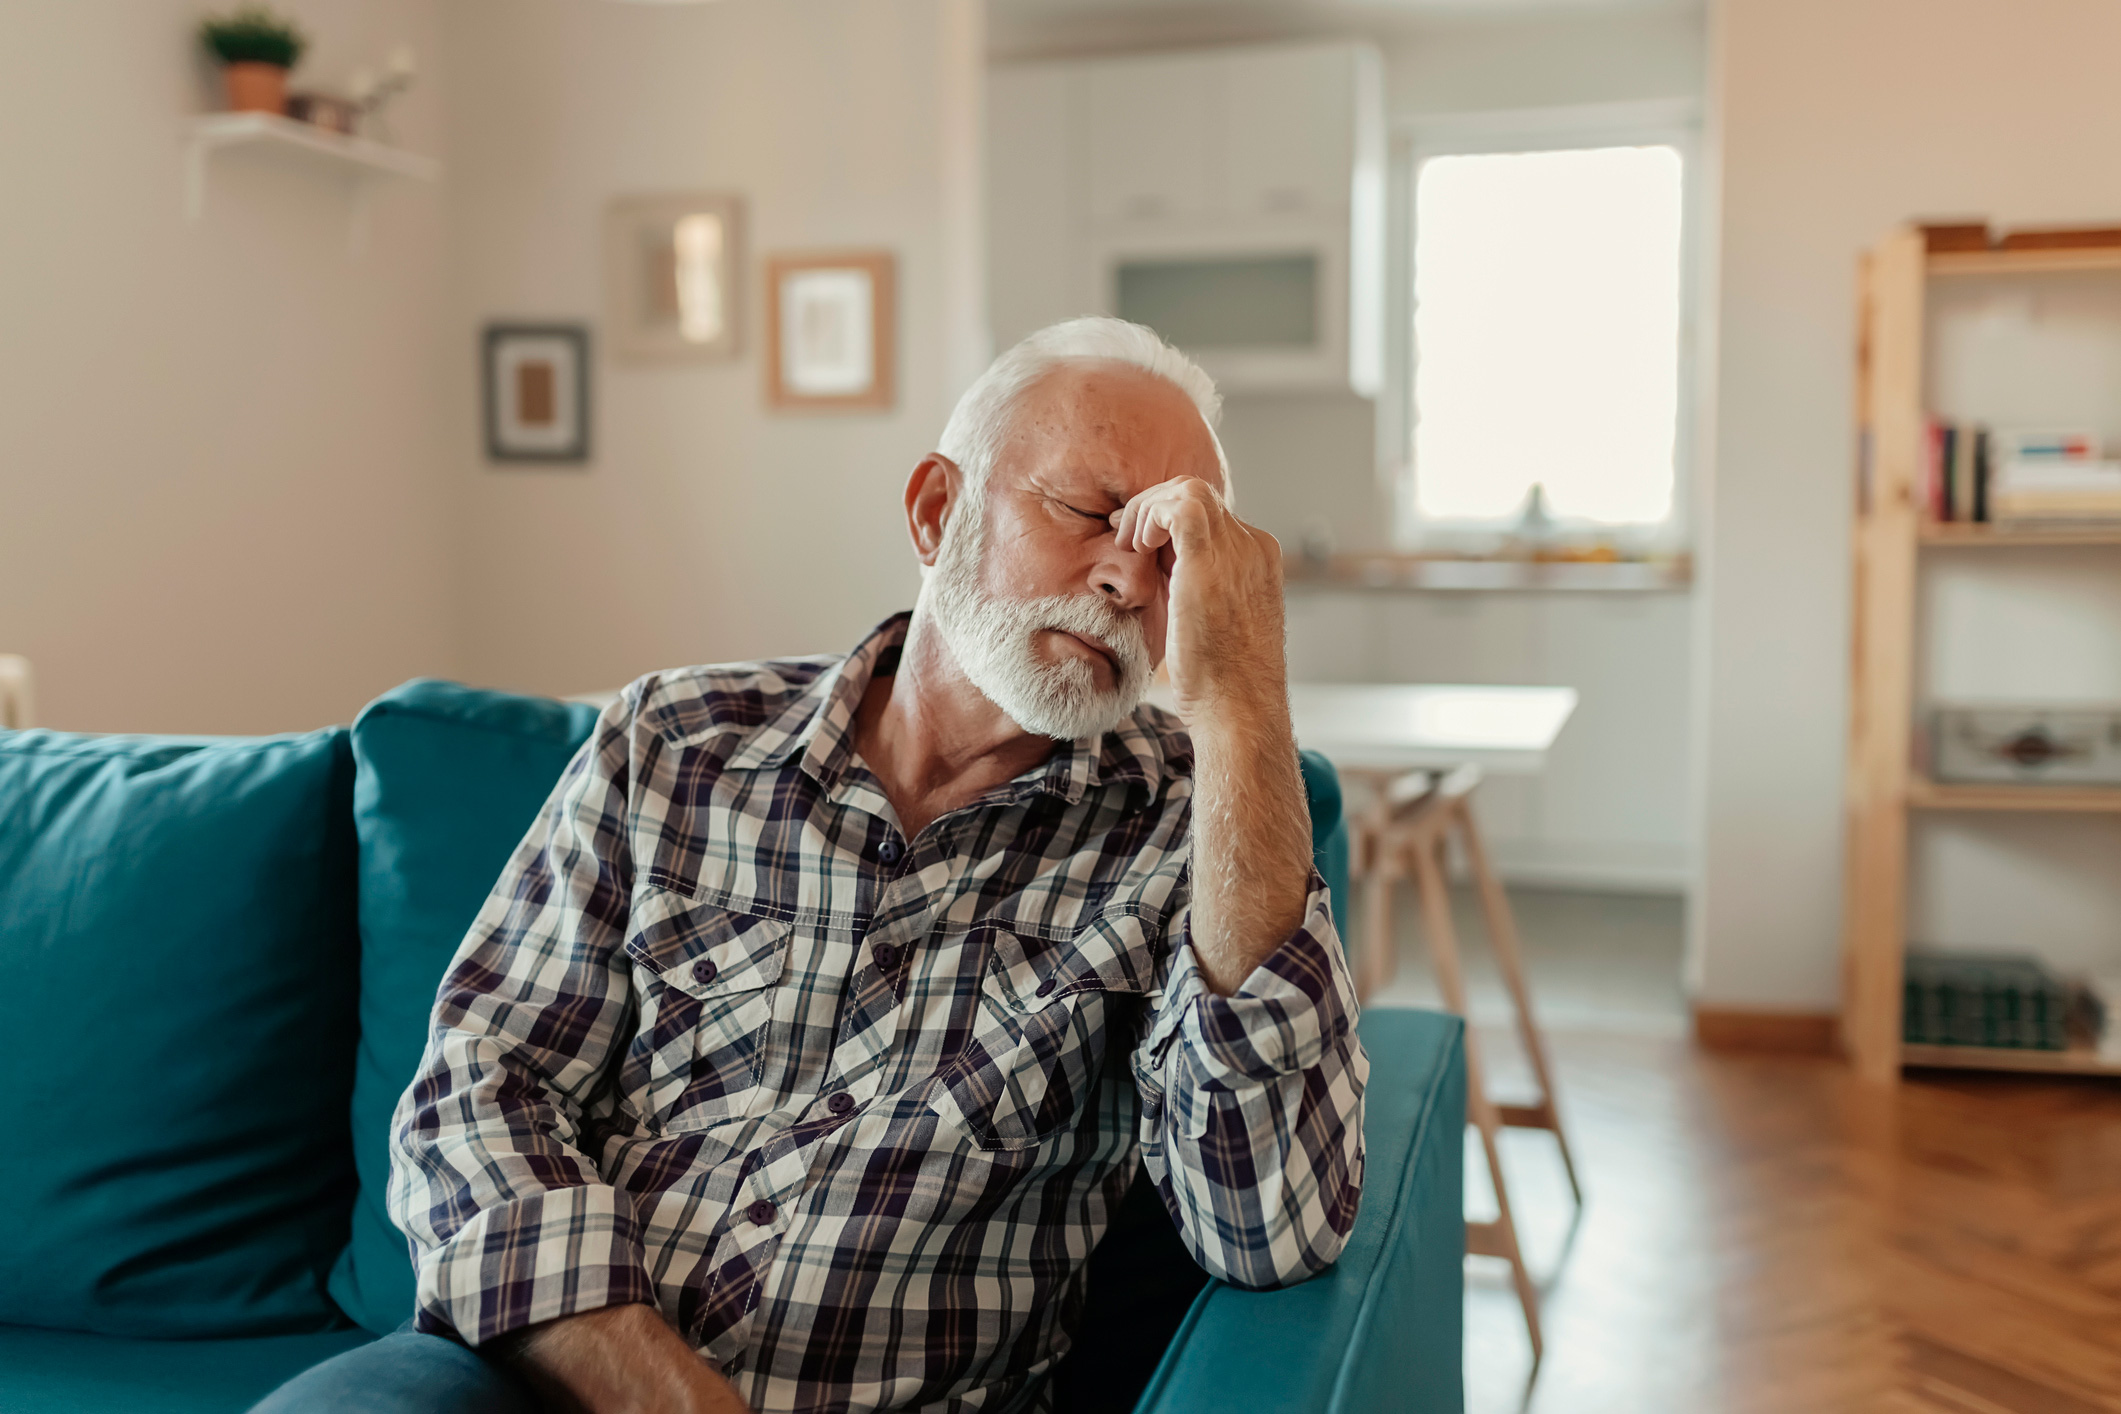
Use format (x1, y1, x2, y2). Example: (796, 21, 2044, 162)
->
(1132, 1008, 1466, 1414)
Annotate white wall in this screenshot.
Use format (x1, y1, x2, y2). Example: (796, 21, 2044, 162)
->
(1383, 6, 1703, 121)
(1696, 0, 2121, 1008)
(441, 0, 985, 699)
(0, 0, 455, 734)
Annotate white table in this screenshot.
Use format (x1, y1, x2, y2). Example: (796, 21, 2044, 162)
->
(1284, 682, 1578, 775)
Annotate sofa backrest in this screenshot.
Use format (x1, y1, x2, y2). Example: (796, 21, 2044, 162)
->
(327, 681, 600, 1334)
(0, 679, 1359, 1349)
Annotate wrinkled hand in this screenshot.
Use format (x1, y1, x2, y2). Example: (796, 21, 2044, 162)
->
(498, 1302, 751, 1414)
(1111, 477, 1286, 725)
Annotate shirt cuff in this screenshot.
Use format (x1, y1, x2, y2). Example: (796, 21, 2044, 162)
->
(1158, 871, 1358, 1089)
(412, 1183, 658, 1347)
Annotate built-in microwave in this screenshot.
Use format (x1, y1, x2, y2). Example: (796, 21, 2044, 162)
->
(1088, 223, 1377, 396)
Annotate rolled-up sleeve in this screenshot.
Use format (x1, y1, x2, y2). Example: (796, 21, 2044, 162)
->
(1131, 871, 1368, 1290)
(385, 697, 657, 1346)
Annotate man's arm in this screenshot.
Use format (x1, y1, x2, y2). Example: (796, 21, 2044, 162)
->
(387, 693, 746, 1411)
(1113, 479, 1368, 1289)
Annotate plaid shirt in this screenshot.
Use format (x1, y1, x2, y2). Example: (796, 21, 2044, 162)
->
(389, 613, 1367, 1414)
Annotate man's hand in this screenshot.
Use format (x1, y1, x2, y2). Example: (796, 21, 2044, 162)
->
(494, 1302, 751, 1414)
(1110, 476, 1287, 723)
(1111, 478, 1313, 996)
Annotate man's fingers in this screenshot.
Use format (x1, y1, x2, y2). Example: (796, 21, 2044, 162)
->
(1114, 477, 1232, 557)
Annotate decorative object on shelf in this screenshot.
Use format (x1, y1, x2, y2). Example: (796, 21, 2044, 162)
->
(484, 325, 591, 465)
(1903, 952, 2069, 1052)
(605, 193, 744, 363)
(199, 5, 308, 116)
(348, 47, 418, 143)
(286, 92, 358, 135)
(765, 250, 896, 412)
(1932, 707, 2121, 785)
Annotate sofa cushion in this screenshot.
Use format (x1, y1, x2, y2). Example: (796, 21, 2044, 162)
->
(328, 681, 600, 1334)
(0, 1324, 375, 1414)
(0, 728, 361, 1337)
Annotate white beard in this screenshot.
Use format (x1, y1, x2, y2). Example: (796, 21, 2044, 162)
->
(923, 495, 1154, 741)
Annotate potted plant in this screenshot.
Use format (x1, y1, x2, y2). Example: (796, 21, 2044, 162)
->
(199, 6, 308, 116)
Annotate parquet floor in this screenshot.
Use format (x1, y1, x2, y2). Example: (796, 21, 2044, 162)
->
(1446, 1027, 2121, 1413)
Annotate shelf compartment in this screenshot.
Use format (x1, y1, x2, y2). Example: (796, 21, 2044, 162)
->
(1906, 774, 2121, 813)
(1919, 522, 2121, 548)
(1902, 1041, 2121, 1076)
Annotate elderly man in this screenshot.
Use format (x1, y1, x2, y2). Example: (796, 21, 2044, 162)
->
(257, 317, 1366, 1414)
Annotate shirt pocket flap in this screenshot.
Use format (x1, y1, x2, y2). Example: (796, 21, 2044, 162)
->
(985, 910, 1161, 1013)
(626, 899, 792, 1001)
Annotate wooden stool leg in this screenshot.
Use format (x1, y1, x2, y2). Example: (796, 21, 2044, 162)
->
(1408, 831, 1543, 1363)
(1455, 797, 1584, 1206)
(1357, 813, 1399, 1001)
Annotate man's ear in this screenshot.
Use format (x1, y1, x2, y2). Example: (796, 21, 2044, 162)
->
(905, 454, 960, 568)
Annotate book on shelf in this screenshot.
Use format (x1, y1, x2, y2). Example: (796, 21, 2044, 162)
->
(1925, 421, 2121, 525)
(1991, 458, 2121, 523)
(1924, 419, 1990, 523)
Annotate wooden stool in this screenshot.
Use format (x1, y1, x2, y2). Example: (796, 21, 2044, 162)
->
(1347, 764, 1583, 1362)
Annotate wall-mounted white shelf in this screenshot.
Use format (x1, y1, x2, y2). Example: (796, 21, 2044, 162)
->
(184, 112, 441, 253)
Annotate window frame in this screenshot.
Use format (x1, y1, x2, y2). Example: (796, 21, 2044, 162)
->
(1379, 99, 1705, 554)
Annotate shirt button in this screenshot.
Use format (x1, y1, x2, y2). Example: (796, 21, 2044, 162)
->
(827, 1091, 855, 1116)
(1034, 976, 1058, 998)
(876, 838, 903, 866)
(746, 1199, 776, 1225)
(692, 959, 718, 985)
(873, 943, 899, 971)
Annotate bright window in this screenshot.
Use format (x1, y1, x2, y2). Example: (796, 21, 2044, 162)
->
(1410, 144, 1684, 527)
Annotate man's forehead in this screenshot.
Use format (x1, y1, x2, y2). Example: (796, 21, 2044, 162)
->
(1006, 362, 1223, 497)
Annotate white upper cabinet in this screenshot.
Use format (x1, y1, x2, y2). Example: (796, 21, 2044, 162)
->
(1221, 45, 1357, 221)
(990, 41, 1385, 393)
(1084, 55, 1221, 225)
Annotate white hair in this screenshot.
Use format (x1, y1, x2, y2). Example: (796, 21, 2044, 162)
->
(935, 316, 1231, 508)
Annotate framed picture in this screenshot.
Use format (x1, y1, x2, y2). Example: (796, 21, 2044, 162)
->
(765, 250, 896, 411)
(605, 192, 744, 363)
(484, 324, 590, 464)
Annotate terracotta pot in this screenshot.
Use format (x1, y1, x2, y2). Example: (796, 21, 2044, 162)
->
(223, 62, 289, 115)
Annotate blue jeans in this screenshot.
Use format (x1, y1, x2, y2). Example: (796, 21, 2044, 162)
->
(249, 1323, 539, 1414)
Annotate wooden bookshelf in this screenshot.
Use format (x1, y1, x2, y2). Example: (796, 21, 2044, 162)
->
(1842, 224, 2121, 1085)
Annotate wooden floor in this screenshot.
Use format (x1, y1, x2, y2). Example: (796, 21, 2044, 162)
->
(1451, 1025, 2121, 1414)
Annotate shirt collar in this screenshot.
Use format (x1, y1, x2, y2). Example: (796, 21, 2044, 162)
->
(722, 612, 1175, 806)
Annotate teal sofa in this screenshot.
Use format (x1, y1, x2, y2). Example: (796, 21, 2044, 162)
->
(0, 680, 1463, 1413)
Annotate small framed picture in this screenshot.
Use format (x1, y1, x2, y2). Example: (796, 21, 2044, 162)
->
(605, 192, 744, 363)
(484, 324, 590, 464)
(765, 250, 896, 412)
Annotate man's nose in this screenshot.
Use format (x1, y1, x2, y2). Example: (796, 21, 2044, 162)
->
(1093, 539, 1160, 610)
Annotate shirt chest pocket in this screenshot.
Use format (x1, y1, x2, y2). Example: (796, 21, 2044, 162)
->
(929, 911, 1161, 1153)
(625, 895, 792, 1135)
